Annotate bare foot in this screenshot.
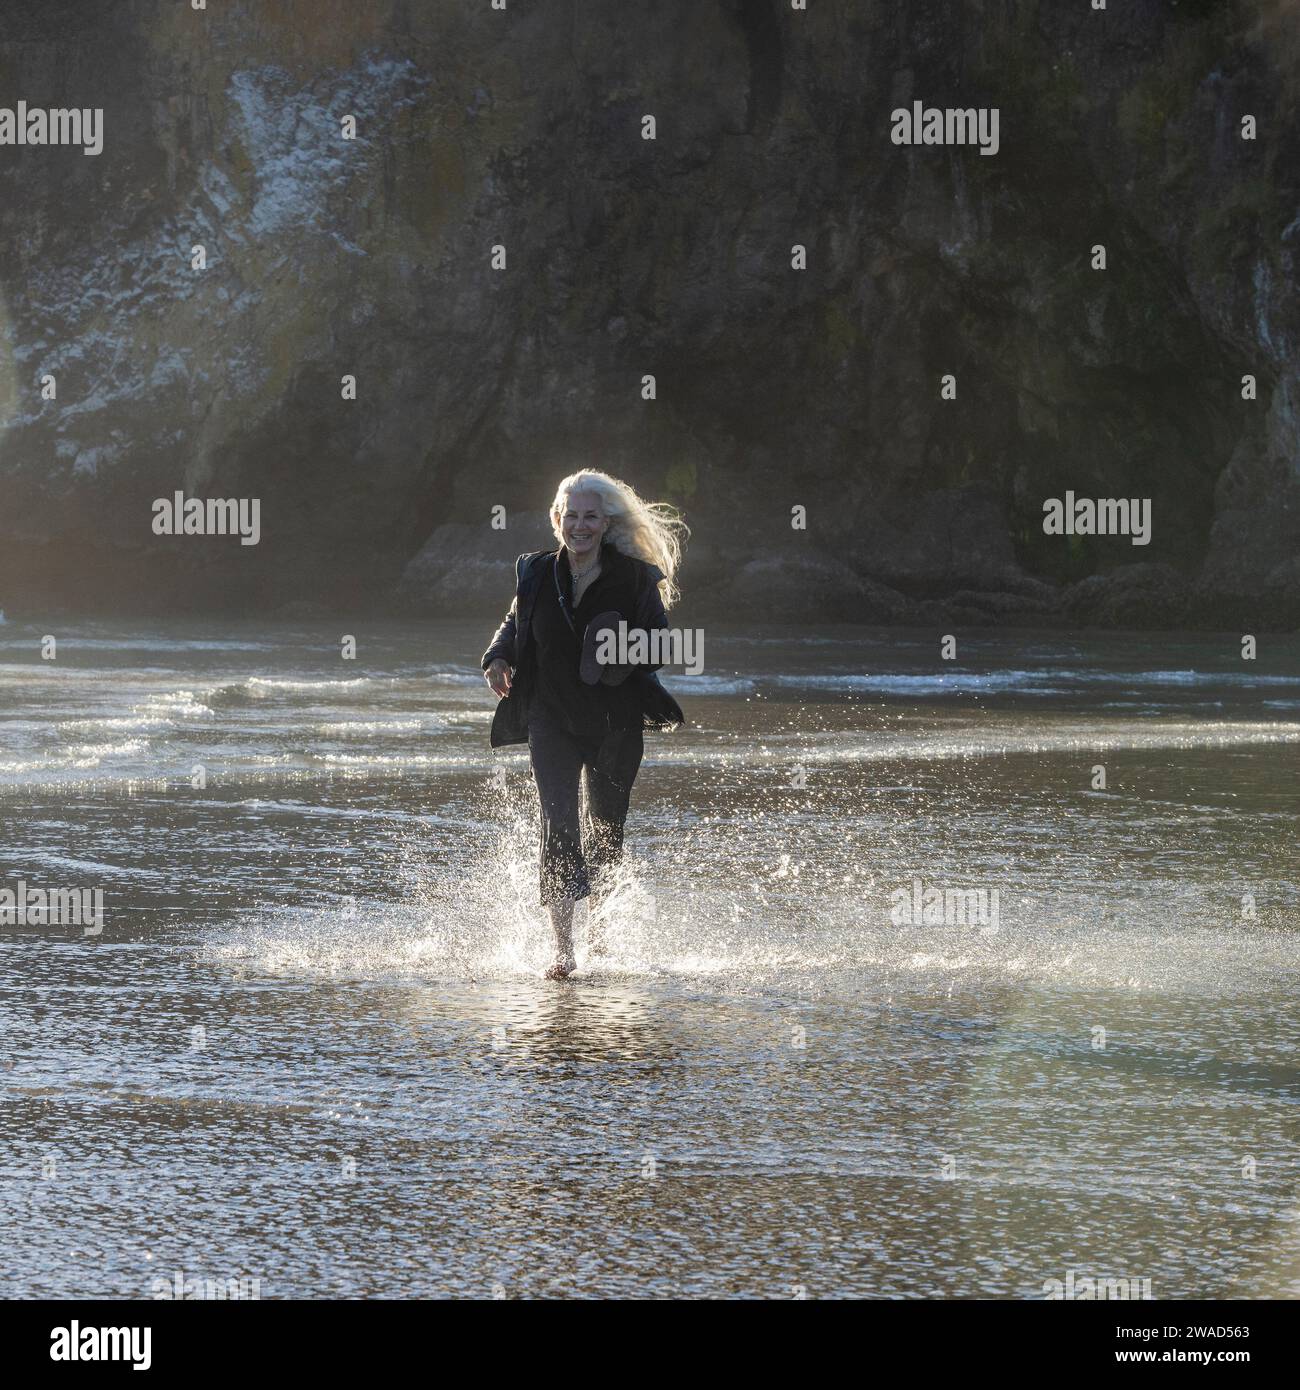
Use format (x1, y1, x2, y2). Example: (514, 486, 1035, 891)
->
(544, 952, 577, 980)
(544, 899, 576, 980)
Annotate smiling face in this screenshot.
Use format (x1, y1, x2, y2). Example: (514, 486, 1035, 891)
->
(558, 489, 608, 561)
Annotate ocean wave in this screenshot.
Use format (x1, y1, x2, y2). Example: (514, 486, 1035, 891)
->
(1059, 669, 1300, 686)
(58, 716, 173, 736)
(245, 677, 374, 693)
(645, 720, 1300, 766)
(0, 738, 149, 775)
(134, 690, 215, 719)
(668, 675, 758, 694)
(423, 665, 489, 687)
(766, 671, 1065, 694)
(200, 676, 379, 706)
(309, 750, 480, 768)
(312, 717, 441, 736)
(765, 669, 1300, 694)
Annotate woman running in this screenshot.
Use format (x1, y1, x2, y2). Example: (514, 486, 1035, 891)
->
(481, 470, 687, 978)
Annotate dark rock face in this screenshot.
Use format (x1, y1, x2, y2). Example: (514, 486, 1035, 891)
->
(0, 0, 1295, 629)
(1061, 562, 1191, 629)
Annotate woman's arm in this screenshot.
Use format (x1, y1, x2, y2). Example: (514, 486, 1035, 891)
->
(481, 588, 518, 698)
(633, 568, 671, 674)
(481, 595, 518, 672)
(582, 566, 672, 686)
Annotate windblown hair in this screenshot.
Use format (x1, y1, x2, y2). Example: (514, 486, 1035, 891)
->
(550, 470, 689, 609)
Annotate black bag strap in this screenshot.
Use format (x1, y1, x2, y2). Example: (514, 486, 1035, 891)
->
(552, 552, 578, 636)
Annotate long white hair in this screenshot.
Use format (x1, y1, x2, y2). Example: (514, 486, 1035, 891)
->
(549, 470, 689, 609)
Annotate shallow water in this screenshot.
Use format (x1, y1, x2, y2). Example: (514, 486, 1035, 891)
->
(1, 619, 1297, 1298)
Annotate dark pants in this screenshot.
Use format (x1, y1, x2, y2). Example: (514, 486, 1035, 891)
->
(527, 703, 644, 907)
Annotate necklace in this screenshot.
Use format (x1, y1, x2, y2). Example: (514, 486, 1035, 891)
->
(569, 551, 600, 583)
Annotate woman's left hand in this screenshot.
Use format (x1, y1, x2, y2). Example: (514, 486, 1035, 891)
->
(485, 658, 512, 699)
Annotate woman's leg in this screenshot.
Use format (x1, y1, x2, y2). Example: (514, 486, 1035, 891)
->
(528, 708, 589, 977)
(544, 898, 576, 979)
(582, 730, 644, 951)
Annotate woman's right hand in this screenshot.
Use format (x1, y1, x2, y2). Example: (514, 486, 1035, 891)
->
(485, 659, 512, 699)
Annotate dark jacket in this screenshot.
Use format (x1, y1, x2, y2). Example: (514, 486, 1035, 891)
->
(481, 547, 685, 748)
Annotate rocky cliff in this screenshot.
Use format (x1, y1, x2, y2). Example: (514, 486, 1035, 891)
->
(0, 0, 1296, 629)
